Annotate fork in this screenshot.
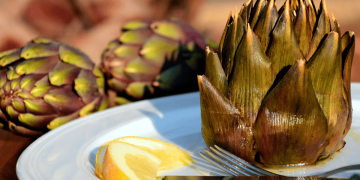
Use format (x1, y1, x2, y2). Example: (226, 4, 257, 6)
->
(200, 145, 360, 178)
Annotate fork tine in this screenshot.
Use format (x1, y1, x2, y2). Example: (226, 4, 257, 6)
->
(214, 145, 277, 176)
(204, 149, 253, 176)
(199, 152, 241, 176)
(209, 147, 262, 176)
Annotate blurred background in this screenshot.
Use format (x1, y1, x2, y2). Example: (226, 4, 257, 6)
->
(0, 0, 359, 81)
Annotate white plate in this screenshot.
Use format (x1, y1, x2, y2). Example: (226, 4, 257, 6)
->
(17, 83, 360, 180)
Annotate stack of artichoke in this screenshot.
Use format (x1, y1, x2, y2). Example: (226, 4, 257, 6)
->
(101, 18, 215, 105)
(0, 37, 108, 137)
(199, 0, 355, 167)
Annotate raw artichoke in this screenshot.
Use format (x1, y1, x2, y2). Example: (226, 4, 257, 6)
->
(199, 0, 355, 167)
(101, 18, 216, 105)
(0, 37, 108, 137)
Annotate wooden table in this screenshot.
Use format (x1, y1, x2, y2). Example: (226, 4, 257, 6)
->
(0, 129, 36, 180)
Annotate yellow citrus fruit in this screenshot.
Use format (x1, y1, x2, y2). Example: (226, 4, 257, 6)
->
(102, 141, 161, 180)
(95, 136, 193, 179)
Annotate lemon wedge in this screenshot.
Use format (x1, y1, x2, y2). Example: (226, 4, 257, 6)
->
(95, 136, 193, 179)
(103, 141, 161, 180)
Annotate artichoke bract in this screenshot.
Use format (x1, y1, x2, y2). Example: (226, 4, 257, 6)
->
(199, 0, 355, 167)
(0, 37, 108, 137)
(101, 18, 216, 105)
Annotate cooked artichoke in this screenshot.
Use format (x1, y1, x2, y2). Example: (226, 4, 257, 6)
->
(199, 0, 355, 167)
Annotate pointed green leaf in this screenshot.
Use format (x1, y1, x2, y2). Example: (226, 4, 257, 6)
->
(113, 45, 139, 59)
(107, 78, 128, 93)
(59, 45, 94, 70)
(125, 82, 154, 99)
(47, 112, 79, 130)
(12, 97, 25, 113)
(15, 56, 58, 75)
(122, 21, 148, 31)
(254, 60, 327, 167)
(0, 48, 21, 67)
(250, 0, 266, 29)
(79, 97, 101, 117)
(228, 25, 273, 126)
(205, 48, 228, 96)
(30, 76, 53, 97)
(74, 70, 99, 104)
(150, 21, 185, 41)
(10, 78, 20, 91)
(294, 0, 312, 55)
(305, 0, 331, 60)
(266, 0, 304, 76)
(7, 68, 21, 81)
(120, 29, 153, 44)
(8, 121, 43, 137)
(24, 99, 56, 115)
(18, 113, 57, 129)
(307, 0, 317, 33)
(307, 32, 348, 157)
(198, 75, 257, 164)
(254, 0, 279, 51)
(115, 97, 132, 105)
(6, 105, 19, 120)
(140, 35, 178, 65)
(48, 61, 81, 86)
(20, 74, 46, 91)
(124, 58, 158, 81)
(43, 86, 85, 115)
(341, 31, 355, 136)
(20, 42, 59, 59)
(218, 12, 233, 63)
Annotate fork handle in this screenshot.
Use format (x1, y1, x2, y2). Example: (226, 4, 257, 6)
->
(317, 165, 360, 178)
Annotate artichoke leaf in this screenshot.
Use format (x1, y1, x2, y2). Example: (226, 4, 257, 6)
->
(150, 21, 185, 42)
(249, 0, 266, 29)
(43, 85, 86, 116)
(204, 47, 228, 96)
(266, 0, 304, 76)
(15, 56, 58, 75)
(47, 111, 80, 130)
(124, 58, 159, 81)
(30, 75, 53, 97)
(140, 35, 178, 66)
(122, 21, 148, 31)
(294, 0, 312, 55)
(254, 59, 328, 167)
(125, 82, 154, 100)
(218, 12, 233, 63)
(74, 70, 99, 104)
(12, 97, 25, 113)
(221, 9, 245, 79)
(0, 69, 7, 88)
(7, 68, 21, 81)
(79, 97, 101, 117)
(0, 48, 21, 67)
(120, 29, 153, 45)
(306, 0, 317, 33)
(6, 105, 19, 120)
(306, 32, 348, 157)
(113, 45, 139, 60)
(49, 60, 81, 86)
(20, 74, 48, 91)
(8, 121, 43, 137)
(107, 78, 128, 93)
(305, 0, 331, 60)
(18, 113, 57, 130)
(341, 31, 355, 136)
(59, 45, 94, 70)
(228, 24, 273, 126)
(198, 75, 257, 164)
(24, 99, 57, 115)
(20, 42, 59, 59)
(253, 0, 278, 51)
